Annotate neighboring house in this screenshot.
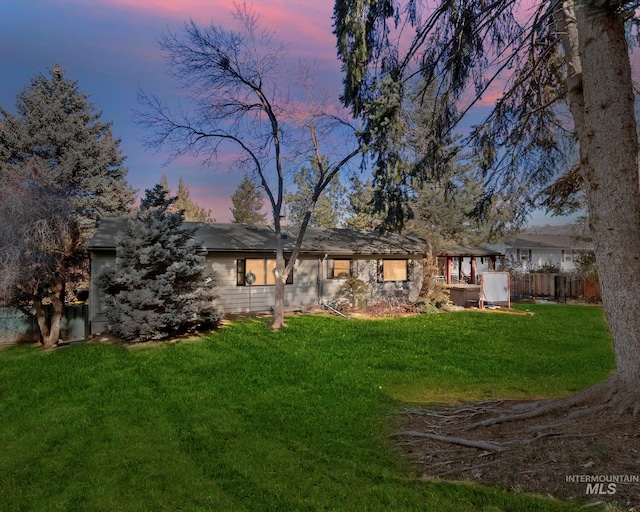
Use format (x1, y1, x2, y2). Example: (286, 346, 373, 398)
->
(88, 219, 427, 334)
(501, 224, 593, 273)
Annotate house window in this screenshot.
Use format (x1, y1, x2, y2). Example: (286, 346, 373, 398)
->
(378, 259, 411, 282)
(562, 250, 574, 262)
(517, 249, 531, 262)
(328, 259, 355, 279)
(237, 259, 293, 286)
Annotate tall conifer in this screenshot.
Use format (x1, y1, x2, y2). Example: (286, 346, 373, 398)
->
(99, 185, 220, 341)
(0, 65, 134, 346)
(230, 174, 267, 224)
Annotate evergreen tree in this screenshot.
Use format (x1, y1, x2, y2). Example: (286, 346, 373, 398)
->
(160, 173, 171, 194)
(176, 175, 213, 222)
(344, 175, 383, 230)
(285, 157, 347, 228)
(230, 173, 267, 224)
(335, 0, 640, 438)
(160, 173, 213, 222)
(0, 65, 134, 346)
(0, 64, 134, 237)
(98, 184, 220, 342)
(407, 171, 511, 250)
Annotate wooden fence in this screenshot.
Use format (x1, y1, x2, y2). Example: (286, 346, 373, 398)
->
(510, 273, 601, 301)
(0, 305, 89, 347)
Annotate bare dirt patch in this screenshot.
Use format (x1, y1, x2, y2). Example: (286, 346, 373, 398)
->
(395, 400, 640, 509)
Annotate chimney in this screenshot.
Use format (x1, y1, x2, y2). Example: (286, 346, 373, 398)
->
(279, 215, 288, 239)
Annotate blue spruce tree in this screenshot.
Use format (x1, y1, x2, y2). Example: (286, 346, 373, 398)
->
(99, 184, 220, 341)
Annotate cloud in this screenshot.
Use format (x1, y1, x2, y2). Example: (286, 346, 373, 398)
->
(107, 0, 337, 61)
(107, 0, 236, 20)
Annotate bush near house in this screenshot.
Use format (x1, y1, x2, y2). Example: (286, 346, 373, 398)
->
(98, 185, 220, 341)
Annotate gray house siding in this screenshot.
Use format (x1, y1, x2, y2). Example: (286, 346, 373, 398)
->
(90, 253, 424, 332)
(319, 257, 423, 304)
(163, 255, 422, 315)
(87, 220, 427, 334)
(89, 251, 115, 334)
(208, 254, 320, 314)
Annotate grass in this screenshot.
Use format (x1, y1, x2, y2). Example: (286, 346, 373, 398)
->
(0, 304, 614, 511)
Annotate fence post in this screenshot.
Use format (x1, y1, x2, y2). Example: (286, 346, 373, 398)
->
(555, 275, 566, 302)
(84, 304, 90, 340)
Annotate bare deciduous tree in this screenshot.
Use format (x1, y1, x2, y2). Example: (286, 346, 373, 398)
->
(137, 5, 362, 329)
(0, 162, 81, 347)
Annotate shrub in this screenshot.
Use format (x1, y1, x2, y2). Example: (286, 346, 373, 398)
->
(531, 259, 560, 274)
(575, 250, 598, 279)
(333, 276, 371, 309)
(420, 257, 451, 310)
(98, 184, 220, 341)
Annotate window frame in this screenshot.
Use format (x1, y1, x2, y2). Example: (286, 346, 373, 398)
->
(516, 249, 532, 262)
(377, 259, 412, 283)
(327, 259, 355, 279)
(237, 258, 294, 286)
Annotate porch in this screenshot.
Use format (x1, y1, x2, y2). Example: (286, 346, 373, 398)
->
(437, 244, 503, 285)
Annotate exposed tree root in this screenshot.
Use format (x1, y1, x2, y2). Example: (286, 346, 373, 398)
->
(466, 375, 640, 430)
(396, 377, 640, 507)
(391, 430, 506, 452)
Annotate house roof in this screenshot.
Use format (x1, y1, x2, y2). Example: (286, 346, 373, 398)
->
(437, 244, 503, 258)
(505, 233, 593, 250)
(292, 226, 427, 255)
(88, 218, 428, 256)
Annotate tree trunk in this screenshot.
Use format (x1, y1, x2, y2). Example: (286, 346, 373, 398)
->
(47, 279, 65, 348)
(572, 4, 640, 387)
(31, 278, 65, 348)
(270, 227, 288, 331)
(271, 275, 286, 330)
(32, 296, 50, 345)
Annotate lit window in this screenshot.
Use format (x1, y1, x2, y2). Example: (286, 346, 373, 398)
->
(237, 259, 293, 286)
(382, 260, 408, 282)
(328, 259, 352, 279)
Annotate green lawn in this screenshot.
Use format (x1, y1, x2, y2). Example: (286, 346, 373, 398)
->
(0, 304, 614, 511)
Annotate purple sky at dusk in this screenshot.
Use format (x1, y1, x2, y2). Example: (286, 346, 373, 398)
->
(0, 0, 585, 226)
(0, 0, 343, 221)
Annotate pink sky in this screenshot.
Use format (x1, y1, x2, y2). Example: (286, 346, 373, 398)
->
(0, 0, 613, 225)
(0, 0, 342, 222)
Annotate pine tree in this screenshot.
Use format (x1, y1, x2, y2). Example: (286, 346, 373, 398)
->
(285, 157, 347, 228)
(344, 175, 383, 230)
(335, 0, 640, 437)
(0, 65, 134, 346)
(160, 173, 213, 222)
(98, 184, 220, 342)
(0, 64, 134, 237)
(230, 173, 267, 224)
(160, 173, 171, 194)
(176, 175, 213, 222)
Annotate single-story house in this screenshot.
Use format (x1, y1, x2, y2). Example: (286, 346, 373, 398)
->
(88, 219, 428, 334)
(502, 226, 593, 273)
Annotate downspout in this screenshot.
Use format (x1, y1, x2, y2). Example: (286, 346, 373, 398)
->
(318, 254, 328, 304)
